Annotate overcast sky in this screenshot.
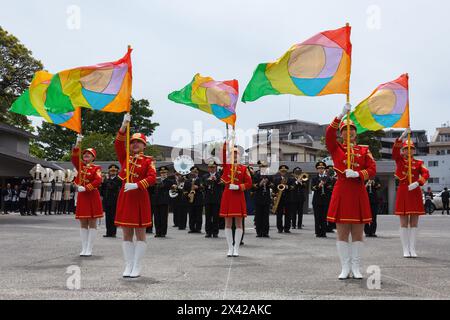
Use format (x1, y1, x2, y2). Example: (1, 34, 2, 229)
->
(2, 0, 449, 148)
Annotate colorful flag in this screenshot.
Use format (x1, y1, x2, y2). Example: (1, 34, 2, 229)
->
(10, 71, 81, 133)
(349, 74, 410, 133)
(44, 48, 132, 114)
(168, 74, 238, 127)
(242, 25, 352, 102)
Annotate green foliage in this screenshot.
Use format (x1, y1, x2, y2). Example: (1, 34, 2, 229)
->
(356, 130, 385, 160)
(0, 26, 43, 130)
(35, 99, 159, 161)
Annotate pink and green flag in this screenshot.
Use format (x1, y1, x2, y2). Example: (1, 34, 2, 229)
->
(168, 74, 238, 127)
(242, 25, 352, 102)
(349, 74, 410, 133)
(44, 48, 133, 114)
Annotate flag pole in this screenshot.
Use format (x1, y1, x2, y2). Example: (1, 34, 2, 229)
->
(406, 74, 412, 185)
(126, 45, 132, 183)
(230, 126, 236, 183)
(78, 114, 82, 185)
(346, 22, 351, 170)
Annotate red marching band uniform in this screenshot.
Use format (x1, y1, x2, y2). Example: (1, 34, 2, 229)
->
(219, 143, 253, 218)
(114, 130, 157, 228)
(71, 148, 103, 219)
(393, 139, 429, 216)
(326, 117, 377, 224)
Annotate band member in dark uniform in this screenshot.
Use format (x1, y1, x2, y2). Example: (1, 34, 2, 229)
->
(326, 165, 337, 232)
(202, 161, 223, 238)
(442, 187, 450, 215)
(364, 177, 381, 237)
(153, 166, 173, 238)
(311, 161, 332, 238)
(186, 166, 204, 234)
(272, 165, 293, 233)
(102, 164, 122, 238)
(252, 161, 272, 237)
(172, 172, 189, 230)
(289, 167, 307, 230)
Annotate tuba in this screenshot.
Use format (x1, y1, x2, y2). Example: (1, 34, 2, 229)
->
(30, 164, 46, 181)
(64, 169, 77, 183)
(170, 155, 194, 198)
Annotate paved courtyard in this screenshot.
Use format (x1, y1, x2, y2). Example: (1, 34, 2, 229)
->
(0, 212, 449, 300)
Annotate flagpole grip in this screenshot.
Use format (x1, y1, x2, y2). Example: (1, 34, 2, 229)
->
(346, 94, 351, 170)
(408, 132, 412, 185)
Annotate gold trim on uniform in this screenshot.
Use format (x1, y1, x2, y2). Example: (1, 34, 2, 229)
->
(330, 118, 340, 129)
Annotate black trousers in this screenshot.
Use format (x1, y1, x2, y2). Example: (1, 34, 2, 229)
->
(154, 204, 169, 236)
(255, 203, 270, 236)
(104, 203, 117, 236)
(188, 205, 203, 232)
(289, 201, 304, 229)
(442, 200, 449, 214)
(175, 205, 188, 230)
(205, 203, 220, 236)
(364, 202, 378, 236)
(425, 200, 433, 214)
(146, 206, 155, 233)
(276, 204, 291, 232)
(313, 203, 327, 236)
(42, 201, 52, 215)
(19, 198, 28, 215)
(3, 201, 11, 214)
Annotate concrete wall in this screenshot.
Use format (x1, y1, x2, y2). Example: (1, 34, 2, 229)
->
(0, 132, 29, 154)
(420, 155, 450, 191)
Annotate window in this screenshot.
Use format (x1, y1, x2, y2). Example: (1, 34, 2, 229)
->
(428, 161, 439, 167)
(428, 178, 440, 184)
(290, 154, 298, 162)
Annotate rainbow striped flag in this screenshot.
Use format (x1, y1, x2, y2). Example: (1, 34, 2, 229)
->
(350, 74, 410, 133)
(44, 48, 132, 114)
(168, 74, 238, 127)
(242, 25, 352, 102)
(10, 71, 81, 133)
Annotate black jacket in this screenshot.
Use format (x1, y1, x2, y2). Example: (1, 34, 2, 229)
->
(101, 176, 122, 206)
(252, 171, 272, 205)
(202, 172, 223, 205)
(311, 175, 333, 206)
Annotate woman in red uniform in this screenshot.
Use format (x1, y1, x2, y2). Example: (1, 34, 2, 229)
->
(220, 139, 252, 257)
(115, 114, 156, 278)
(72, 135, 103, 257)
(326, 104, 377, 280)
(393, 128, 429, 258)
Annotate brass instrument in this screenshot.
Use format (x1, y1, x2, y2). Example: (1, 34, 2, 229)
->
(188, 177, 196, 204)
(272, 176, 287, 214)
(300, 173, 309, 182)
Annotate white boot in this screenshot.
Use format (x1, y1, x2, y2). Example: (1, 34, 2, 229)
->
(130, 241, 147, 278)
(84, 228, 97, 257)
(225, 228, 234, 257)
(351, 241, 364, 279)
(122, 241, 135, 278)
(79, 228, 89, 256)
(336, 241, 351, 280)
(409, 228, 418, 258)
(233, 228, 243, 257)
(399, 227, 411, 258)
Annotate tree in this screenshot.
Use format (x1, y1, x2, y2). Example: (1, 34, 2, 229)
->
(356, 130, 385, 160)
(35, 98, 159, 161)
(318, 130, 385, 160)
(0, 26, 43, 130)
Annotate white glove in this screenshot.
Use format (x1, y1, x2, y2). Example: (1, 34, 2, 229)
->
(122, 113, 131, 127)
(124, 183, 138, 192)
(77, 186, 86, 193)
(229, 184, 240, 191)
(345, 169, 360, 179)
(400, 128, 411, 140)
(408, 182, 419, 191)
(338, 103, 352, 119)
(76, 134, 83, 146)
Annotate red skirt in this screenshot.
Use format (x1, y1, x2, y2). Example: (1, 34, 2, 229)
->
(327, 179, 372, 224)
(395, 184, 425, 216)
(219, 189, 247, 218)
(115, 187, 152, 228)
(75, 189, 103, 219)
